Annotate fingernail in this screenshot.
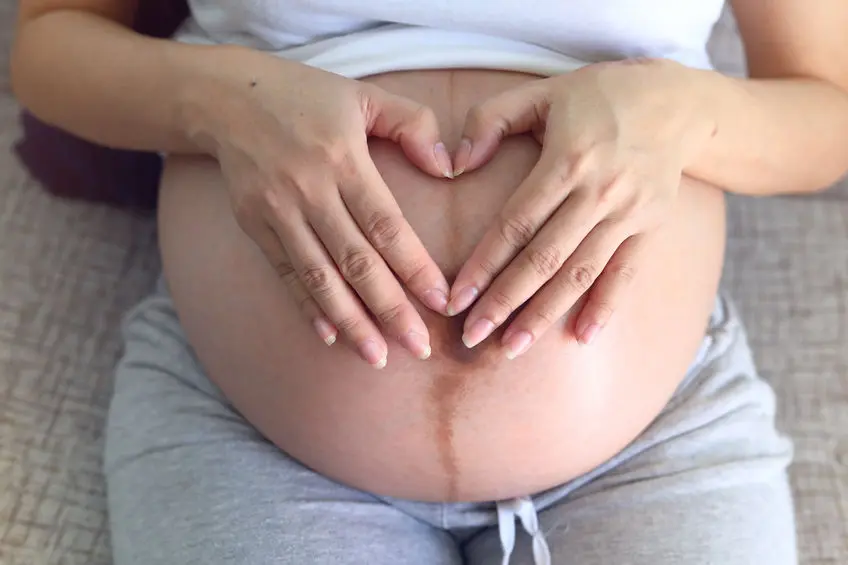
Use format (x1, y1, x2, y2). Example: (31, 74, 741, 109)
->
(462, 318, 496, 349)
(422, 288, 449, 313)
(312, 317, 337, 346)
(360, 339, 388, 369)
(504, 330, 533, 360)
(453, 138, 472, 177)
(578, 324, 601, 346)
(446, 286, 478, 316)
(434, 142, 454, 179)
(401, 330, 432, 360)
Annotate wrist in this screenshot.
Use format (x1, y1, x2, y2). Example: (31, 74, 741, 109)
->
(173, 43, 260, 156)
(658, 59, 720, 164)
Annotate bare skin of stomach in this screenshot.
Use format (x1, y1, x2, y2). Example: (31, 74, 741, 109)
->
(158, 69, 725, 503)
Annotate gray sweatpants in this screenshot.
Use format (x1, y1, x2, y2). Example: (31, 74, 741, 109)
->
(104, 279, 798, 565)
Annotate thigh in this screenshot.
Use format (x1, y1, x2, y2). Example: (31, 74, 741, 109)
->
(103, 280, 461, 565)
(464, 297, 797, 565)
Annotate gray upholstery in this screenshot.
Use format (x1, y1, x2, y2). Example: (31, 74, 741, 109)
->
(1, 4, 846, 564)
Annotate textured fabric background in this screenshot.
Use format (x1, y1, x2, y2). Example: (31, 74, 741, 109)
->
(1, 4, 846, 564)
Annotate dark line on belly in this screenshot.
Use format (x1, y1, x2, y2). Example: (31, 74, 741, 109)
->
(432, 368, 462, 501)
(429, 314, 501, 500)
(429, 317, 510, 500)
(426, 96, 510, 500)
(435, 137, 466, 502)
(427, 309, 468, 501)
(426, 167, 490, 501)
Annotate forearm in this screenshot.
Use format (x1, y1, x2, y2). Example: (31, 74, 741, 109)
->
(684, 67, 848, 195)
(11, 9, 239, 154)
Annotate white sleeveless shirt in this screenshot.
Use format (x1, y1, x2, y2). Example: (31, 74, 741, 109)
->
(176, 0, 726, 78)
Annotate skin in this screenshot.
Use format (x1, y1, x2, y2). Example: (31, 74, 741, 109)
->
(447, 0, 848, 359)
(12, 0, 454, 369)
(12, 0, 848, 369)
(155, 69, 726, 501)
(6, 0, 846, 505)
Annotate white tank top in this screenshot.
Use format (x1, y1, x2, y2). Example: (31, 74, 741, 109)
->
(176, 0, 726, 78)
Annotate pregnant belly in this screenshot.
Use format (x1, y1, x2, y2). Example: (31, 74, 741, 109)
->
(158, 69, 726, 502)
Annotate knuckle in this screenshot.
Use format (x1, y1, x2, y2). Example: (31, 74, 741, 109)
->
(488, 289, 515, 319)
(531, 305, 559, 327)
(596, 173, 627, 206)
(404, 260, 429, 283)
(319, 138, 350, 165)
(565, 150, 596, 181)
(306, 138, 355, 175)
(277, 171, 325, 208)
(617, 193, 642, 217)
(410, 105, 437, 129)
(231, 189, 264, 223)
(259, 185, 293, 217)
(526, 244, 563, 278)
(550, 157, 576, 187)
(297, 186, 336, 218)
(608, 261, 637, 284)
(497, 213, 536, 250)
(374, 303, 405, 327)
(466, 104, 489, 127)
(365, 211, 402, 252)
(568, 139, 596, 163)
(479, 257, 501, 279)
(272, 257, 297, 281)
(562, 263, 596, 292)
(300, 264, 335, 297)
(334, 151, 359, 179)
(338, 247, 378, 284)
(334, 315, 361, 334)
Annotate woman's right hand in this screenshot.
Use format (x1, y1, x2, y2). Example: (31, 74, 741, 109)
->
(193, 50, 454, 369)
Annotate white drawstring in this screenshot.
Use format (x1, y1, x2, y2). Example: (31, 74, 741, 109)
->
(497, 497, 552, 565)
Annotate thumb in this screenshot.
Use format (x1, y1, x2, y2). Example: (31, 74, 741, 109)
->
(454, 82, 549, 177)
(362, 86, 453, 179)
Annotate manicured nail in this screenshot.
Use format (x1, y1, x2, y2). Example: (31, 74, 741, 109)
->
(434, 142, 454, 179)
(462, 318, 496, 349)
(422, 288, 449, 313)
(453, 138, 472, 177)
(504, 330, 533, 360)
(312, 317, 337, 346)
(401, 330, 432, 360)
(447, 286, 479, 316)
(359, 339, 387, 369)
(578, 323, 601, 346)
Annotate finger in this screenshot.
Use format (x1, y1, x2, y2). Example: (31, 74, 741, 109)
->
(343, 155, 451, 315)
(460, 193, 600, 349)
(362, 85, 453, 179)
(453, 81, 549, 176)
(267, 210, 391, 369)
(447, 148, 577, 318)
(499, 220, 629, 359)
(573, 234, 646, 346)
(248, 224, 339, 346)
(307, 190, 433, 361)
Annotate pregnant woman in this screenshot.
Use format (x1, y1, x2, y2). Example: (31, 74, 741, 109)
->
(11, 0, 848, 563)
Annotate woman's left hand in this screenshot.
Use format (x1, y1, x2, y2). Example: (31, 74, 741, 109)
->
(446, 58, 715, 358)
